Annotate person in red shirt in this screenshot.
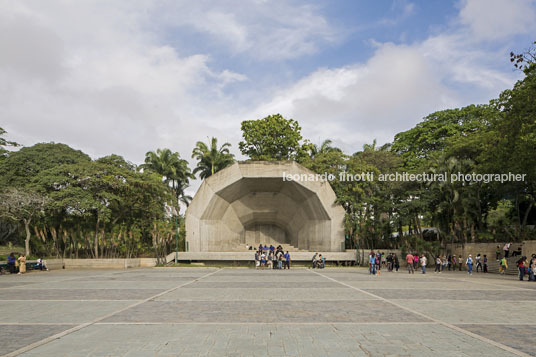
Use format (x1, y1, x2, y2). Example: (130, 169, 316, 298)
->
(406, 253, 414, 274)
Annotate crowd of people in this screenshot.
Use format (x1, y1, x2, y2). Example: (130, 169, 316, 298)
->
(254, 244, 291, 269)
(367, 251, 400, 275)
(365, 249, 536, 281)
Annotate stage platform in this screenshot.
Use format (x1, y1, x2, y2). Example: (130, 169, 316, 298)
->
(167, 250, 357, 263)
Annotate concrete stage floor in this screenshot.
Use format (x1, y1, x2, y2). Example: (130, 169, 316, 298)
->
(0, 267, 534, 356)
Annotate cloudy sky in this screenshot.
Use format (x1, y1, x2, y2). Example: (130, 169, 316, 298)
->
(1, 0, 535, 191)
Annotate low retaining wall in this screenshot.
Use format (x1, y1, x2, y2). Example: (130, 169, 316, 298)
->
(45, 258, 157, 270)
(445, 241, 536, 260)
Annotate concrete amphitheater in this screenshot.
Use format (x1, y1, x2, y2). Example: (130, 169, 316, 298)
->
(184, 161, 346, 258)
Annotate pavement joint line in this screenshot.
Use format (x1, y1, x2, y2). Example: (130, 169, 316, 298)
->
(1, 268, 223, 357)
(92, 321, 439, 325)
(436, 275, 536, 292)
(0, 271, 147, 289)
(0, 299, 145, 302)
(312, 270, 531, 357)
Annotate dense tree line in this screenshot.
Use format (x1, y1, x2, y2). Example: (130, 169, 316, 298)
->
(1, 42, 535, 259)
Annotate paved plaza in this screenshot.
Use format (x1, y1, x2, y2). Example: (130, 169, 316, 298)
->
(0, 267, 535, 356)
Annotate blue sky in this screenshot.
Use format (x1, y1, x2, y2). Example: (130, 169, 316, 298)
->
(1, 0, 535, 191)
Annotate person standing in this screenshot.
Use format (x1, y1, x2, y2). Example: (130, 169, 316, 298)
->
(406, 252, 414, 274)
(517, 256, 526, 281)
(254, 250, 260, 269)
(458, 255, 463, 271)
(529, 255, 536, 281)
(435, 256, 441, 273)
(447, 255, 452, 271)
(475, 254, 482, 273)
(451, 255, 457, 271)
(369, 252, 377, 275)
(504, 242, 511, 258)
(466, 255, 473, 275)
(283, 251, 291, 270)
(483, 255, 488, 273)
(420, 254, 427, 274)
(393, 254, 399, 272)
(17, 254, 26, 274)
(7, 253, 16, 274)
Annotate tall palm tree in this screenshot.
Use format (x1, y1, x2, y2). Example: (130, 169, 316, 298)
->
(308, 139, 341, 159)
(142, 148, 193, 209)
(192, 137, 234, 179)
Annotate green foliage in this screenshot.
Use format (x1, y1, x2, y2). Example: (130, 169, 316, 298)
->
(0, 143, 90, 189)
(192, 137, 234, 179)
(0, 127, 19, 158)
(239, 114, 303, 161)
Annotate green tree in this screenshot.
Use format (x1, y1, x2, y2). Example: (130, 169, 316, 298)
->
(0, 143, 90, 189)
(391, 105, 497, 170)
(142, 148, 193, 209)
(0, 188, 48, 256)
(239, 114, 303, 161)
(0, 127, 18, 158)
(192, 137, 234, 179)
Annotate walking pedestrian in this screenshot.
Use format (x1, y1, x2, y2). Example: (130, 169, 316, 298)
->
(466, 255, 473, 275)
(499, 256, 508, 274)
(435, 256, 441, 273)
(475, 253, 482, 272)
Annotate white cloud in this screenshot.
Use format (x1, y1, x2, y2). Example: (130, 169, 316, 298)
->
(156, 0, 338, 60)
(1, 0, 534, 196)
(458, 0, 536, 41)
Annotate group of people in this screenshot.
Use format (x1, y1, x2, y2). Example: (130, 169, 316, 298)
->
(515, 254, 536, 281)
(254, 245, 291, 269)
(4, 253, 48, 274)
(396, 252, 491, 275)
(6, 253, 27, 274)
(311, 252, 325, 269)
(368, 251, 400, 275)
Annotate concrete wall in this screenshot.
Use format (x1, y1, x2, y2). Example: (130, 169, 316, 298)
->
(186, 161, 345, 252)
(44, 258, 157, 270)
(444, 241, 536, 260)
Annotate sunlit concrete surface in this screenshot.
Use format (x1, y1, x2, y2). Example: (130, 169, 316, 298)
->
(185, 161, 345, 252)
(1, 268, 535, 356)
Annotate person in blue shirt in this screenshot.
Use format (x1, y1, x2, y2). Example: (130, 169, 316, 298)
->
(7, 253, 16, 274)
(466, 255, 473, 275)
(283, 251, 291, 269)
(369, 252, 377, 275)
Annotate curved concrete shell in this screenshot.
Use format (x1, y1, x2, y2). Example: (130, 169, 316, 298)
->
(185, 161, 345, 252)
